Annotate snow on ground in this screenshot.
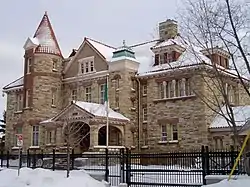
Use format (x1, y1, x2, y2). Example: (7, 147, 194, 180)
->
(204, 178, 250, 187)
(0, 167, 106, 187)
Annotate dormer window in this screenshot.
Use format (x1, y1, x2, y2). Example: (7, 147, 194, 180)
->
(79, 56, 95, 74)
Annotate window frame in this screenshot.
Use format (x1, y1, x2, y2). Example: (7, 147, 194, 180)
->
(79, 56, 95, 74)
(25, 89, 31, 108)
(26, 58, 32, 74)
(32, 126, 39, 146)
(99, 84, 105, 104)
(85, 87, 92, 102)
(71, 89, 77, 101)
(142, 107, 147, 122)
(142, 84, 147, 96)
(171, 124, 178, 141)
(161, 124, 167, 142)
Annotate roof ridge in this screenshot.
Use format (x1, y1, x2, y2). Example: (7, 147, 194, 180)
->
(3, 76, 24, 89)
(85, 37, 117, 49)
(129, 39, 160, 48)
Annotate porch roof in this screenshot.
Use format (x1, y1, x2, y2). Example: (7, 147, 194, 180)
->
(210, 105, 250, 129)
(40, 101, 129, 124)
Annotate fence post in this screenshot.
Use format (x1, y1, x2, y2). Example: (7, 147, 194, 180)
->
(71, 149, 74, 170)
(201, 146, 206, 185)
(230, 145, 235, 172)
(0, 149, 3, 167)
(52, 149, 55, 171)
(32, 151, 36, 169)
(125, 148, 131, 186)
(6, 150, 9, 168)
(19, 150, 23, 169)
(105, 148, 109, 182)
(205, 146, 210, 175)
(120, 148, 125, 183)
(27, 149, 30, 167)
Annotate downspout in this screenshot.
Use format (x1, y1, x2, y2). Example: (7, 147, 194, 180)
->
(136, 77, 141, 152)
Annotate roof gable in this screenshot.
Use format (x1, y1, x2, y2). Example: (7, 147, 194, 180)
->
(210, 105, 250, 129)
(3, 77, 24, 92)
(32, 12, 62, 56)
(23, 37, 39, 50)
(64, 38, 116, 74)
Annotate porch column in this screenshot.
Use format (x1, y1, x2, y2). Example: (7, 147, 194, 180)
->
(90, 125, 98, 148)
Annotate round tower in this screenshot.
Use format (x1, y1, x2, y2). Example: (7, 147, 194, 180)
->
(22, 12, 63, 119)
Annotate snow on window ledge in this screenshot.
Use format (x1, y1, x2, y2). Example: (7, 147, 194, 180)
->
(158, 141, 168, 144)
(14, 111, 23, 114)
(52, 68, 58, 72)
(51, 105, 56, 108)
(130, 107, 136, 111)
(12, 146, 21, 150)
(153, 95, 196, 103)
(29, 146, 40, 149)
(142, 121, 147, 124)
(141, 145, 149, 149)
(169, 140, 179, 143)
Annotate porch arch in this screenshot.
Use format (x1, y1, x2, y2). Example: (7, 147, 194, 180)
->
(64, 121, 90, 152)
(98, 125, 123, 146)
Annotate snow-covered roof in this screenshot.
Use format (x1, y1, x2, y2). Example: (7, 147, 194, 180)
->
(86, 38, 116, 61)
(210, 105, 250, 129)
(136, 35, 249, 80)
(75, 101, 129, 121)
(32, 12, 62, 56)
(3, 76, 24, 92)
(152, 35, 188, 49)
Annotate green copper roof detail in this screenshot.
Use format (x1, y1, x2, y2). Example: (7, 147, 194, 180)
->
(112, 40, 136, 59)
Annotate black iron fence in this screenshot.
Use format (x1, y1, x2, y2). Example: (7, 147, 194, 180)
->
(0, 146, 246, 187)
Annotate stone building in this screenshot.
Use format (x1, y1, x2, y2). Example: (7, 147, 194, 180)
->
(3, 12, 250, 153)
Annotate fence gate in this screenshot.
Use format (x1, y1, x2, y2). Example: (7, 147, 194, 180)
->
(125, 150, 205, 187)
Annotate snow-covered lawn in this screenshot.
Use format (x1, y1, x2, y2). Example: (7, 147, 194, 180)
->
(0, 167, 107, 187)
(204, 178, 250, 187)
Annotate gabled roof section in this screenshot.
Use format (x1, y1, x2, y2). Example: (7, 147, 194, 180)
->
(32, 11, 62, 56)
(210, 105, 250, 129)
(75, 101, 129, 121)
(40, 101, 129, 124)
(3, 77, 24, 92)
(64, 37, 116, 74)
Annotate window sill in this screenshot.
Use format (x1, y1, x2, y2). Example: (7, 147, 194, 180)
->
(153, 95, 196, 103)
(131, 88, 136, 92)
(158, 140, 179, 144)
(141, 145, 149, 149)
(51, 105, 56, 108)
(29, 146, 40, 149)
(26, 72, 31, 75)
(116, 88, 120, 92)
(142, 94, 147, 97)
(23, 107, 32, 110)
(14, 111, 23, 114)
(143, 121, 147, 124)
(12, 146, 21, 150)
(130, 107, 136, 111)
(45, 144, 56, 147)
(52, 69, 58, 72)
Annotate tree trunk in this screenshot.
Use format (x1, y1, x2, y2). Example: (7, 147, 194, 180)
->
(66, 142, 70, 178)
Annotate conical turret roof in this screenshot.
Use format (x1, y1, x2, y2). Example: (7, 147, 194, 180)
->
(33, 12, 62, 56)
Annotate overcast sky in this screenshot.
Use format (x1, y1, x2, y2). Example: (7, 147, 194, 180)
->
(0, 0, 182, 117)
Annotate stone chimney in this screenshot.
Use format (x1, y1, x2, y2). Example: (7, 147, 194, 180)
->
(159, 19, 178, 41)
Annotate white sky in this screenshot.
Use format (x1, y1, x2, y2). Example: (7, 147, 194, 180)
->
(0, 0, 183, 116)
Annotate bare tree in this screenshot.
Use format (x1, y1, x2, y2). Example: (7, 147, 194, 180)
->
(62, 119, 90, 178)
(179, 0, 250, 145)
